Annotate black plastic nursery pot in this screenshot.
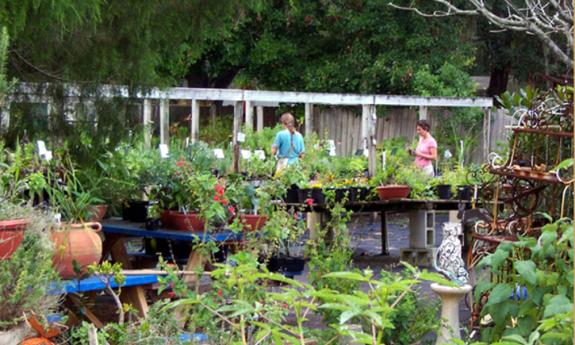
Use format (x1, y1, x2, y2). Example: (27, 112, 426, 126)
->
(435, 184, 452, 200)
(323, 187, 351, 203)
(122, 200, 151, 222)
(356, 187, 373, 201)
(267, 255, 306, 273)
(456, 185, 473, 200)
(298, 188, 326, 205)
(283, 185, 300, 203)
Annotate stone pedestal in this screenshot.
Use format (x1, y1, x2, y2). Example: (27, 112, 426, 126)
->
(430, 283, 472, 345)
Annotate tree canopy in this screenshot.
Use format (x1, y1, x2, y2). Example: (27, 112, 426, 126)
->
(1, 0, 261, 87)
(188, 0, 477, 95)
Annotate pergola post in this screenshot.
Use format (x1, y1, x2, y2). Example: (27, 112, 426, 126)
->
(159, 98, 169, 145)
(419, 106, 428, 120)
(231, 101, 244, 173)
(256, 106, 264, 132)
(143, 99, 152, 148)
(244, 100, 253, 131)
(305, 103, 314, 136)
(362, 104, 377, 176)
(190, 99, 200, 143)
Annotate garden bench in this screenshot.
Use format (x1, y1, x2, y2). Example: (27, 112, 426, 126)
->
(50, 273, 162, 327)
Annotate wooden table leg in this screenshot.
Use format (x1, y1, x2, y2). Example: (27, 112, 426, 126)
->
(183, 251, 206, 286)
(68, 295, 105, 328)
(381, 211, 389, 256)
(122, 286, 149, 318)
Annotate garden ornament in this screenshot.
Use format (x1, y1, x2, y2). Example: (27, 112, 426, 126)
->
(433, 222, 468, 285)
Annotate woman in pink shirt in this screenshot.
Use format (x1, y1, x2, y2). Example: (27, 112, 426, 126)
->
(410, 119, 437, 177)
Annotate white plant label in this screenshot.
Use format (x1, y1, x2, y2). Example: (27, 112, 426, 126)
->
(254, 150, 265, 160)
(213, 148, 225, 159)
(43, 151, 53, 161)
(37, 140, 47, 156)
(326, 139, 336, 157)
(237, 132, 246, 143)
(159, 144, 169, 158)
(240, 150, 252, 159)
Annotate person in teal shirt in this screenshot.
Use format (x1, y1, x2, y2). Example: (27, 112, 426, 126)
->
(271, 113, 305, 171)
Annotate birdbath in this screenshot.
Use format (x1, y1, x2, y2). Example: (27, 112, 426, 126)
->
(431, 222, 471, 345)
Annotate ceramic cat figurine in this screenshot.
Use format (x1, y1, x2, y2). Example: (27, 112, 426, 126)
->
(434, 222, 469, 285)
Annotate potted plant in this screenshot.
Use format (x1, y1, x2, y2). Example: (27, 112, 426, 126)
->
(261, 207, 306, 275)
(155, 164, 232, 231)
(0, 204, 60, 344)
(0, 202, 31, 259)
(276, 163, 307, 203)
(234, 182, 272, 232)
(46, 169, 103, 279)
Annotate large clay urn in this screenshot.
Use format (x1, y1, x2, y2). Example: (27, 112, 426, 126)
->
(51, 222, 103, 279)
(0, 219, 27, 259)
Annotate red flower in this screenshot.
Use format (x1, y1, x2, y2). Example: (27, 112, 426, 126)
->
(305, 198, 314, 206)
(214, 195, 220, 202)
(215, 184, 225, 196)
(228, 206, 235, 215)
(217, 289, 223, 297)
(221, 198, 229, 206)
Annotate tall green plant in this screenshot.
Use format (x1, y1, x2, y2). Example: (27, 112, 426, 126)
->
(474, 218, 573, 344)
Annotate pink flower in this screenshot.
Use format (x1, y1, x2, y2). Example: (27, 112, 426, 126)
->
(228, 206, 236, 215)
(214, 195, 220, 202)
(305, 198, 314, 206)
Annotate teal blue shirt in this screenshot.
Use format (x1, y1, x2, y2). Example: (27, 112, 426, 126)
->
(273, 129, 305, 165)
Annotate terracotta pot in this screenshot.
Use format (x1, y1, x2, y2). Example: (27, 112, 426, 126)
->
(88, 204, 108, 222)
(160, 210, 172, 228)
(240, 214, 268, 232)
(0, 219, 28, 259)
(169, 212, 205, 231)
(51, 222, 103, 279)
(375, 185, 410, 200)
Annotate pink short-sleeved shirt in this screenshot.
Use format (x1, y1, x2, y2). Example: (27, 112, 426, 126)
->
(415, 136, 437, 168)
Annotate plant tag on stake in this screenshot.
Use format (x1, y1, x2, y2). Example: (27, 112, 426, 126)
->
(37, 140, 47, 155)
(159, 144, 169, 158)
(36, 140, 52, 161)
(213, 148, 225, 159)
(240, 150, 252, 159)
(237, 132, 246, 143)
(326, 140, 336, 157)
(254, 150, 265, 160)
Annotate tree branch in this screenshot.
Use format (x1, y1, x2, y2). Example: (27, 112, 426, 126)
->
(388, 0, 573, 68)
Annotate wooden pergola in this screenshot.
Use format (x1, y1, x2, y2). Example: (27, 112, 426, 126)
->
(4, 83, 493, 174)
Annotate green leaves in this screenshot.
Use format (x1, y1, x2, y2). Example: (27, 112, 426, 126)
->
(514, 261, 536, 285)
(543, 295, 572, 318)
(485, 284, 514, 307)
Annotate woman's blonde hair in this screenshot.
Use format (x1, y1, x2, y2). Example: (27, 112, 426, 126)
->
(280, 112, 295, 132)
